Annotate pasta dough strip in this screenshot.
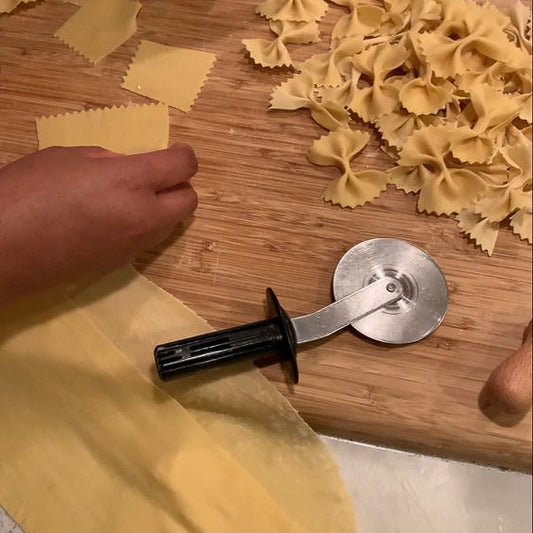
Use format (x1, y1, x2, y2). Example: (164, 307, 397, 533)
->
(0, 291, 311, 533)
(64, 266, 358, 533)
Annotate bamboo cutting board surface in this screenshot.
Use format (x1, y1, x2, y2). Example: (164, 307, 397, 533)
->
(0, 0, 531, 471)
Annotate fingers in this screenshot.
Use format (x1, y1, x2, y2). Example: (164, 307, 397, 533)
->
(116, 143, 198, 191)
(156, 182, 199, 225)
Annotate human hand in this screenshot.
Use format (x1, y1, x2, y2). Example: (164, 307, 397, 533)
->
(0, 144, 198, 302)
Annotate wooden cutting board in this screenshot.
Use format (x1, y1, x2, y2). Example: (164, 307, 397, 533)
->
(1, 0, 531, 471)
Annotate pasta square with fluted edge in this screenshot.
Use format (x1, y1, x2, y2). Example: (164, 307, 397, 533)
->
(122, 40, 217, 112)
(36, 104, 169, 155)
(55, 0, 141, 63)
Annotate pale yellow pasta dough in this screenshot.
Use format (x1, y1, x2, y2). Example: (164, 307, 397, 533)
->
(0, 0, 36, 13)
(0, 292, 312, 533)
(246, 0, 532, 252)
(399, 70, 454, 116)
(308, 128, 389, 207)
(390, 125, 508, 215)
(256, 0, 328, 22)
(349, 42, 410, 121)
(122, 40, 216, 113)
(317, 66, 361, 109)
(64, 266, 357, 533)
(329, 0, 384, 40)
(55, 0, 141, 63)
(450, 84, 523, 163)
(510, 207, 533, 243)
(36, 104, 169, 155)
(270, 72, 350, 130)
(457, 209, 500, 255)
(374, 110, 444, 149)
(243, 20, 319, 68)
(505, 1, 532, 54)
(299, 36, 364, 87)
(419, 0, 528, 78)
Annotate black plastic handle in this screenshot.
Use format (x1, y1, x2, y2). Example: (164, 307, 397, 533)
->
(154, 288, 299, 383)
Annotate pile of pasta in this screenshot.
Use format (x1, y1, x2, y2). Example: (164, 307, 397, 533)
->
(243, 0, 532, 255)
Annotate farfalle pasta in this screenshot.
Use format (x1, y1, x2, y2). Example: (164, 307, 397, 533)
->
(449, 83, 524, 163)
(270, 72, 350, 130)
(457, 210, 500, 255)
(349, 42, 410, 121)
(374, 110, 444, 149)
(419, 0, 529, 79)
(243, 20, 319, 68)
(256, 0, 328, 22)
(308, 128, 389, 207)
(390, 125, 508, 214)
(505, 1, 532, 54)
(244, 0, 532, 254)
(329, 0, 385, 41)
(299, 36, 364, 86)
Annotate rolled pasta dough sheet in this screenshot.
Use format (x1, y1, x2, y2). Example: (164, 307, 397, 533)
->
(65, 266, 358, 533)
(0, 291, 309, 533)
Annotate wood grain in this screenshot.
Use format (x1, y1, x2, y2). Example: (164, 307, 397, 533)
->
(1, 0, 531, 471)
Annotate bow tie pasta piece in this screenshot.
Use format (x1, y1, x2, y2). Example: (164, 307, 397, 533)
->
(496, 133, 533, 229)
(409, 0, 442, 31)
(504, 128, 532, 162)
(399, 30, 455, 115)
(505, 1, 532, 55)
(419, 0, 528, 79)
(375, 110, 444, 149)
(256, 0, 328, 22)
(310, 98, 351, 130)
(270, 72, 350, 130)
(380, 0, 440, 36)
(390, 125, 507, 214)
(243, 20, 320, 68)
(330, 1, 385, 41)
(349, 42, 410, 121)
(513, 74, 532, 122)
(455, 62, 510, 93)
(473, 130, 531, 223)
(270, 72, 315, 109)
(449, 84, 524, 163)
(379, 0, 412, 36)
(299, 36, 364, 87)
(317, 66, 361, 109)
(473, 176, 531, 223)
(399, 72, 455, 115)
(511, 206, 533, 243)
(501, 129, 532, 180)
(308, 128, 389, 207)
(457, 209, 500, 255)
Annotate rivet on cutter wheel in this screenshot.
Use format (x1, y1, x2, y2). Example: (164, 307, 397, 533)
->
(154, 238, 449, 384)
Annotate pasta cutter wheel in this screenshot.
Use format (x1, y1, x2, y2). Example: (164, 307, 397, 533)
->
(154, 238, 448, 384)
(333, 238, 448, 344)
